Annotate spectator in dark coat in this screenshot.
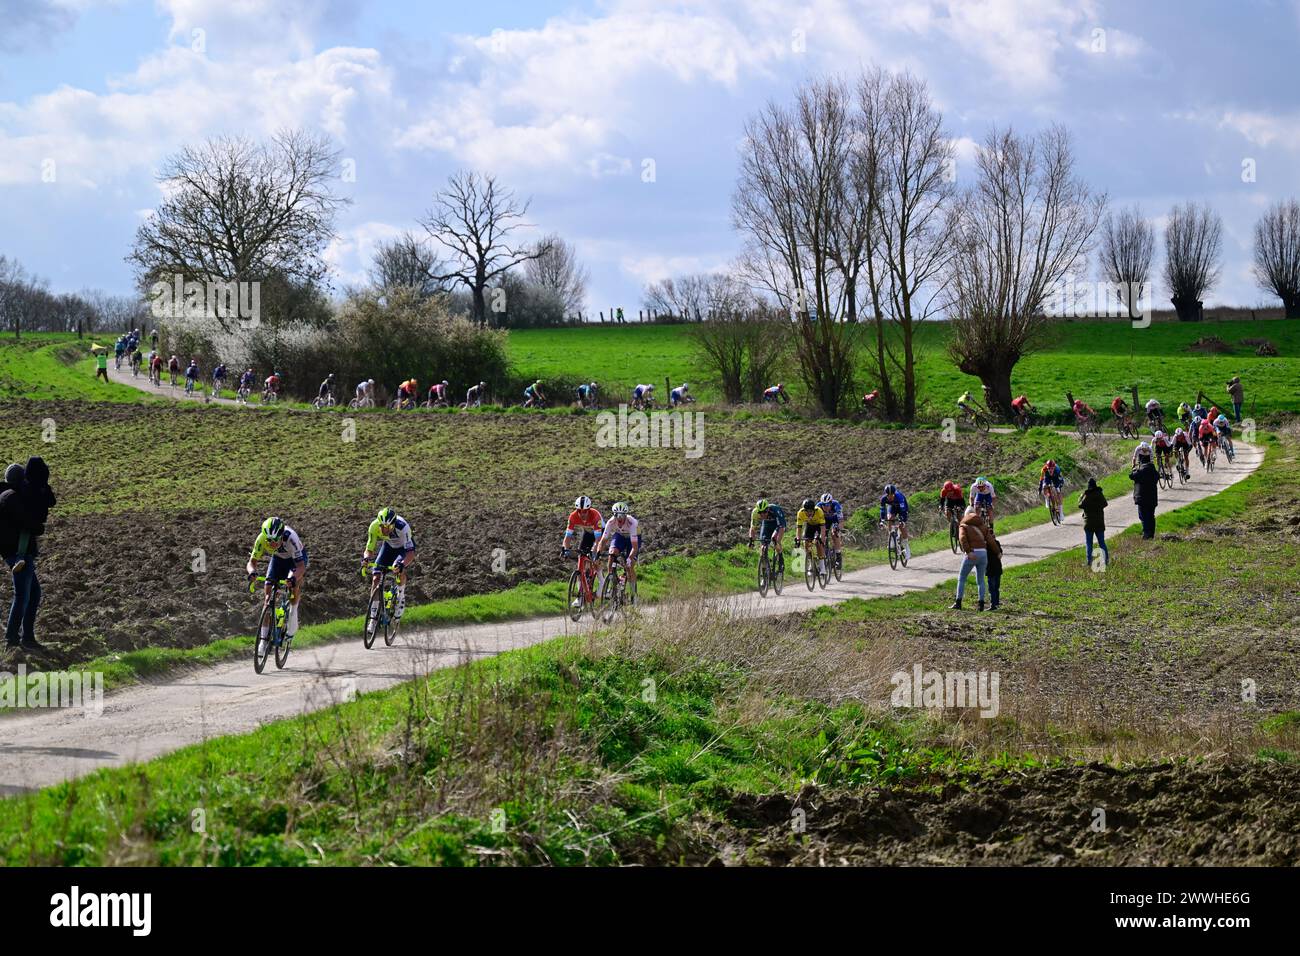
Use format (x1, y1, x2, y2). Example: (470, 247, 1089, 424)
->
(1129, 450, 1160, 540)
(985, 519, 1004, 610)
(1226, 376, 1244, 423)
(0, 456, 56, 650)
(1078, 477, 1109, 566)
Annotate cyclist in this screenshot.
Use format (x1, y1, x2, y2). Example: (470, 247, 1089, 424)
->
(1191, 400, 1207, 423)
(939, 480, 966, 524)
(1152, 430, 1173, 474)
(748, 498, 788, 556)
(1010, 394, 1035, 427)
(575, 381, 597, 409)
(211, 362, 228, 395)
(466, 381, 488, 407)
(184, 357, 200, 394)
(1207, 404, 1221, 425)
(796, 497, 828, 574)
(396, 378, 418, 409)
(264, 370, 282, 401)
(238, 367, 255, 399)
(427, 379, 449, 406)
(957, 389, 977, 416)
(130, 346, 143, 375)
(561, 496, 605, 605)
(670, 383, 691, 407)
(361, 507, 417, 632)
(1144, 398, 1164, 431)
(1039, 459, 1064, 514)
(1071, 397, 1097, 426)
(168, 354, 180, 386)
(862, 387, 880, 410)
(149, 350, 164, 385)
(819, 492, 843, 554)
(1172, 426, 1193, 475)
(114, 337, 126, 369)
(523, 379, 546, 408)
(1177, 401, 1193, 431)
(762, 383, 789, 404)
(877, 485, 911, 561)
(969, 476, 997, 525)
(317, 372, 336, 405)
(1197, 415, 1219, 465)
(1111, 395, 1132, 430)
(1131, 439, 1152, 469)
(1214, 413, 1234, 459)
(631, 383, 655, 408)
(246, 516, 308, 645)
(596, 501, 640, 604)
(355, 378, 375, 407)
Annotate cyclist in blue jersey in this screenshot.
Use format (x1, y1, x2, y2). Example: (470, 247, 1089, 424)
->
(878, 484, 911, 560)
(818, 492, 843, 553)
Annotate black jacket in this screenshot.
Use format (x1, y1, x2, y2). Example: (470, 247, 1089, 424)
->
(1129, 462, 1159, 508)
(1078, 486, 1108, 532)
(0, 457, 54, 558)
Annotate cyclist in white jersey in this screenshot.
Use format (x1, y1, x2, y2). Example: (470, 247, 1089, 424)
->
(596, 502, 640, 603)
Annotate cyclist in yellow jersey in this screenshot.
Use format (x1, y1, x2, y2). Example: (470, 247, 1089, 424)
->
(361, 507, 417, 630)
(795, 497, 828, 576)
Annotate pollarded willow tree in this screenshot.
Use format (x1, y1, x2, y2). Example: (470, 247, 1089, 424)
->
(945, 125, 1106, 418)
(1253, 198, 1300, 318)
(1163, 201, 1222, 322)
(1099, 204, 1155, 320)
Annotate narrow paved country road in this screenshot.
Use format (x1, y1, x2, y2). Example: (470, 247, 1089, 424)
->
(0, 442, 1262, 795)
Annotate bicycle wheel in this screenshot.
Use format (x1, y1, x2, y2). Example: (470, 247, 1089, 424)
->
(364, 586, 383, 648)
(757, 552, 770, 598)
(567, 569, 585, 622)
(803, 547, 816, 590)
(253, 602, 274, 674)
(899, 536, 909, 568)
(275, 599, 293, 669)
(600, 571, 622, 622)
(818, 551, 831, 587)
(832, 544, 843, 582)
(949, 517, 959, 554)
(888, 532, 899, 570)
(383, 588, 398, 646)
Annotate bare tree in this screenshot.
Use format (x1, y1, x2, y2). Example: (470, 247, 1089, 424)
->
(644, 272, 751, 320)
(421, 171, 550, 327)
(1099, 204, 1155, 319)
(865, 69, 958, 421)
(1163, 201, 1222, 322)
(946, 125, 1106, 417)
(1253, 198, 1300, 318)
(734, 78, 861, 416)
(369, 231, 446, 299)
(688, 308, 788, 403)
(0, 255, 30, 338)
(128, 130, 349, 330)
(525, 233, 588, 316)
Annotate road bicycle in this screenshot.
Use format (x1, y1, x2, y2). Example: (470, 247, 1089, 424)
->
(1156, 449, 1174, 490)
(825, 524, 844, 583)
(236, 384, 252, 405)
(565, 548, 603, 621)
(362, 561, 400, 649)
(600, 552, 635, 622)
(390, 396, 417, 411)
(349, 395, 374, 409)
(262, 388, 279, 405)
(1219, 432, 1235, 463)
(1202, 438, 1217, 473)
(1116, 413, 1138, 440)
(184, 376, 197, 397)
(794, 542, 828, 591)
(1042, 483, 1064, 525)
(313, 392, 336, 410)
(1075, 413, 1100, 444)
(942, 503, 961, 554)
(1175, 446, 1191, 485)
(752, 536, 785, 597)
(960, 404, 992, 433)
(249, 574, 295, 673)
(1146, 409, 1165, 434)
(422, 396, 450, 409)
(1013, 407, 1037, 431)
(882, 516, 909, 570)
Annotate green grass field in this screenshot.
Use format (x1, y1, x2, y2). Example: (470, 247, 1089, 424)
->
(508, 318, 1300, 418)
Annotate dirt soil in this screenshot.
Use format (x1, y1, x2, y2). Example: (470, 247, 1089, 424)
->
(706, 761, 1300, 865)
(1, 401, 1114, 667)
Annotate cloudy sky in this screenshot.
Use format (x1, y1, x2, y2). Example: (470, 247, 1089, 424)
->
(2, 0, 1298, 312)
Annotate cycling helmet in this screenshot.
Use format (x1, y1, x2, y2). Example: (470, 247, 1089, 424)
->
(480, 381, 487, 388)
(802, 498, 816, 512)
(612, 501, 630, 515)
(1174, 427, 1185, 437)
(574, 495, 592, 510)
(442, 380, 449, 387)
(975, 476, 988, 487)
(1045, 459, 1056, 469)
(819, 493, 833, 504)
(589, 382, 597, 389)
(755, 498, 769, 513)
(681, 383, 689, 390)
(368, 378, 375, 386)
(377, 506, 396, 526)
(884, 484, 896, 496)
(777, 383, 784, 389)
(1137, 441, 1150, 450)
(1215, 414, 1228, 425)
(1153, 431, 1166, 441)
(327, 372, 335, 379)
(534, 380, 543, 387)
(262, 516, 285, 539)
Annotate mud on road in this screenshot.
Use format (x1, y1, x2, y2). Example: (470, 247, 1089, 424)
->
(0, 400, 1116, 666)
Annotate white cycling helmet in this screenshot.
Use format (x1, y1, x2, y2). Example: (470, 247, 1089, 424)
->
(368, 378, 375, 386)
(819, 493, 833, 504)
(1137, 440, 1151, 451)
(574, 495, 592, 510)
(681, 383, 689, 390)
(612, 501, 630, 515)
(1153, 430, 1165, 441)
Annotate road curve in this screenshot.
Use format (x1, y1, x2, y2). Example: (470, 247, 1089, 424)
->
(0, 442, 1263, 795)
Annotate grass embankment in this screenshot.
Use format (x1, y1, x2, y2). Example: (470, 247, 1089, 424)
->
(509, 318, 1300, 418)
(0, 335, 147, 403)
(0, 432, 1284, 866)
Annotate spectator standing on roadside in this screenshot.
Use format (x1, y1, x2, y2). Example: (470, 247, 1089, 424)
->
(1129, 448, 1160, 540)
(1226, 376, 1244, 423)
(985, 519, 1004, 611)
(1079, 477, 1110, 567)
(94, 349, 109, 382)
(0, 457, 56, 650)
(950, 506, 991, 612)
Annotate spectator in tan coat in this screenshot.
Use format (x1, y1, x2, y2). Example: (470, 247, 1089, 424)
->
(950, 506, 991, 611)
